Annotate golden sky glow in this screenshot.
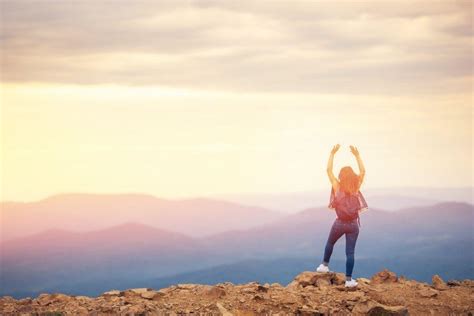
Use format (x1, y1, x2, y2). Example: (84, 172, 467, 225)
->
(1, 1, 472, 201)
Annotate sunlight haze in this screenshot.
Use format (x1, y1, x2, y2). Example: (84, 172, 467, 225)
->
(1, 1, 472, 201)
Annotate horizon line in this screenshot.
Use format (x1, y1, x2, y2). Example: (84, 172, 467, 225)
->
(2, 185, 473, 204)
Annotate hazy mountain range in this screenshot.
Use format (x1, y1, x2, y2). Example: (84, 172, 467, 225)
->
(1, 190, 472, 298)
(214, 186, 473, 212)
(0, 194, 281, 241)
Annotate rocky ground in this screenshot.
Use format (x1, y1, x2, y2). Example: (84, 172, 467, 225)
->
(1, 269, 473, 315)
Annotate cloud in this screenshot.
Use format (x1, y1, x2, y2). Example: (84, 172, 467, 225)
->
(1, 0, 472, 94)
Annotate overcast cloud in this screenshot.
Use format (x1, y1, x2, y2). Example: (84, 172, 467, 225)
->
(1, 0, 472, 94)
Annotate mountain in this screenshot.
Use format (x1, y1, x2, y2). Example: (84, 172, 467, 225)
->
(0, 193, 282, 241)
(200, 202, 473, 259)
(1, 202, 472, 298)
(1, 270, 473, 315)
(0, 223, 215, 298)
(214, 186, 473, 212)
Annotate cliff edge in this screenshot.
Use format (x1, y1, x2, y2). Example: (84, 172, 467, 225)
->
(1, 269, 473, 315)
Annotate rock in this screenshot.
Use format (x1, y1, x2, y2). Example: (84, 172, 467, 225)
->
(333, 273, 346, 285)
(354, 300, 408, 315)
(291, 271, 344, 288)
(205, 286, 226, 299)
(0, 296, 15, 302)
(215, 302, 233, 316)
(432, 275, 448, 290)
(316, 277, 331, 288)
(140, 291, 161, 300)
(17, 298, 32, 305)
(280, 293, 300, 305)
(346, 291, 365, 301)
(240, 282, 268, 293)
(312, 272, 333, 287)
(297, 305, 324, 315)
(419, 287, 438, 298)
(447, 280, 461, 287)
(357, 277, 371, 285)
(36, 294, 52, 306)
(294, 271, 319, 287)
(257, 284, 269, 292)
(2, 273, 473, 315)
(367, 304, 408, 315)
(177, 284, 197, 290)
(461, 280, 474, 287)
(286, 280, 302, 291)
(130, 288, 152, 294)
(253, 294, 265, 302)
(304, 285, 316, 291)
(102, 290, 121, 296)
(371, 269, 398, 284)
(157, 288, 172, 295)
(36, 293, 70, 306)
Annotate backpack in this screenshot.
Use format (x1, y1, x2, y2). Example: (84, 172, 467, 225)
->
(332, 188, 361, 224)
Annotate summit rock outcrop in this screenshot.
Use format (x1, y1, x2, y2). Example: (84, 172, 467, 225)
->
(1, 269, 473, 315)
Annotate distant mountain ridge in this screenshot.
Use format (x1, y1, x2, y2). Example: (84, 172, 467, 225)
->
(0, 193, 282, 241)
(1, 201, 472, 298)
(214, 186, 473, 212)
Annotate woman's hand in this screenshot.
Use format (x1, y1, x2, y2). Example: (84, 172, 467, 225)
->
(331, 144, 340, 155)
(350, 145, 360, 157)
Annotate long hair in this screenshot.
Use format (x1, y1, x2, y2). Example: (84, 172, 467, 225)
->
(338, 166, 360, 194)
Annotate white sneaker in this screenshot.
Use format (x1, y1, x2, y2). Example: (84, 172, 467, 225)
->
(316, 263, 329, 273)
(345, 278, 358, 288)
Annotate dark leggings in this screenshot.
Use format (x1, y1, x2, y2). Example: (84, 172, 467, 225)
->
(323, 218, 359, 277)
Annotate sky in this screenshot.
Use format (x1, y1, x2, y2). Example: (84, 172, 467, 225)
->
(1, 0, 473, 201)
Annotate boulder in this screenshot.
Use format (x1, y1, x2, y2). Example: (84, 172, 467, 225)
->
(432, 275, 448, 290)
(294, 271, 320, 287)
(289, 271, 346, 289)
(371, 269, 398, 284)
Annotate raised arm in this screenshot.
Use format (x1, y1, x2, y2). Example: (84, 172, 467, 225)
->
(327, 144, 340, 191)
(350, 145, 365, 187)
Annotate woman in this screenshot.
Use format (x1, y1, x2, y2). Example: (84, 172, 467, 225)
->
(316, 144, 368, 288)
